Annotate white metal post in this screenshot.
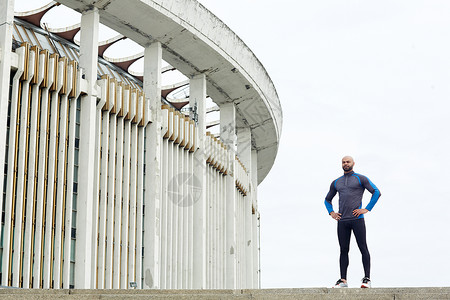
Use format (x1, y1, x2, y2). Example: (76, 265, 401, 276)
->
(33, 53, 54, 288)
(63, 93, 77, 288)
(97, 111, 110, 288)
(105, 109, 117, 289)
(237, 128, 251, 170)
(76, 7, 99, 288)
(23, 50, 44, 289)
(1, 46, 24, 287)
(143, 42, 162, 289)
(0, 2, 14, 256)
(251, 149, 260, 288)
(220, 102, 237, 289)
(237, 127, 253, 288)
(190, 74, 207, 289)
(13, 50, 35, 287)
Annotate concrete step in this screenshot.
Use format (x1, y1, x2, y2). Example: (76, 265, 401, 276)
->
(0, 287, 449, 299)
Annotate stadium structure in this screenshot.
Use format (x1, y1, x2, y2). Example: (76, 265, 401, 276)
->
(0, 0, 282, 290)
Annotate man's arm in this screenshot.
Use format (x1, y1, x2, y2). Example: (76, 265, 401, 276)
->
(324, 181, 341, 220)
(361, 175, 381, 211)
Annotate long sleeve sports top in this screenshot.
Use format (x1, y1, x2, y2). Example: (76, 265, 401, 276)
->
(324, 171, 381, 221)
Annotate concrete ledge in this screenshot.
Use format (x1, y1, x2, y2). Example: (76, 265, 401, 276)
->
(0, 288, 449, 299)
(246, 288, 450, 299)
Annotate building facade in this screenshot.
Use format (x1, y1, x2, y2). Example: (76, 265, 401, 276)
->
(0, 0, 282, 290)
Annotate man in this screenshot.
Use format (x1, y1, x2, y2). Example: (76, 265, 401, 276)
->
(324, 156, 381, 288)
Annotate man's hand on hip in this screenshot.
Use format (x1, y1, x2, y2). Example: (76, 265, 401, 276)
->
(353, 208, 368, 217)
(330, 211, 341, 221)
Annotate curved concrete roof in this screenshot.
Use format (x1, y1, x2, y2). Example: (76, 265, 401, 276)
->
(57, 0, 282, 184)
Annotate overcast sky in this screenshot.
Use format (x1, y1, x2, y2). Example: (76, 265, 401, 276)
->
(197, 0, 450, 288)
(16, 0, 450, 289)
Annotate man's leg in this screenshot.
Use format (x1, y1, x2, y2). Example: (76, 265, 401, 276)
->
(353, 219, 371, 278)
(337, 221, 352, 280)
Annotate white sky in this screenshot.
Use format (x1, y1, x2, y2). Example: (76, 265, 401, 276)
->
(196, 0, 450, 288)
(16, 0, 450, 289)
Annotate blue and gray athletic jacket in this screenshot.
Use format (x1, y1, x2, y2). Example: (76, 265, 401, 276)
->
(324, 171, 381, 221)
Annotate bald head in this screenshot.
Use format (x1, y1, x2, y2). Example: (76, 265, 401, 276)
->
(342, 156, 354, 162)
(342, 156, 355, 173)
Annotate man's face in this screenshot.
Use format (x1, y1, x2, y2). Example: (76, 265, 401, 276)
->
(342, 156, 354, 172)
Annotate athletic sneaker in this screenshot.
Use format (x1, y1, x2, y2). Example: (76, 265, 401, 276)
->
(333, 279, 348, 288)
(361, 277, 371, 288)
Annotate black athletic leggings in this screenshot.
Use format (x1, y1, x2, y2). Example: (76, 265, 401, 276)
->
(337, 218, 370, 279)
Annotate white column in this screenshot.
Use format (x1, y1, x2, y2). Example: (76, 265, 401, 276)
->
(190, 74, 207, 289)
(76, 7, 99, 288)
(136, 126, 145, 288)
(0, 2, 14, 246)
(130, 121, 138, 287)
(123, 119, 132, 287)
(23, 50, 45, 289)
(63, 95, 77, 288)
(123, 120, 132, 289)
(142, 42, 162, 289)
(114, 92, 124, 290)
(97, 111, 109, 288)
(220, 103, 237, 152)
(237, 127, 253, 288)
(220, 102, 237, 289)
(166, 129, 173, 288)
(53, 86, 69, 289)
(91, 80, 105, 288)
(13, 50, 35, 287)
(183, 141, 189, 288)
(105, 112, 117, 289)
(160, 127, 169, 289)
(43, 65, 61, 289)
(33, 53, 54, 288)
(116, 118, 126, 288)
(251, 149, 260, 288)
(171, 114, 179, 288)
(237, 128, 252, 171)
(1, 46, 24, 287)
